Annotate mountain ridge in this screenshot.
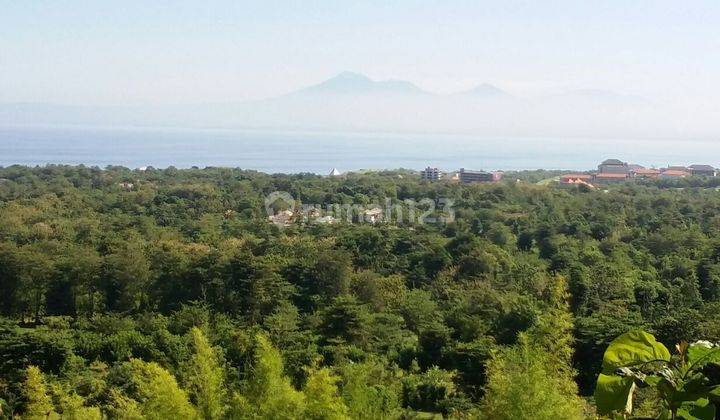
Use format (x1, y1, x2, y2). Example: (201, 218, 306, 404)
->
(288, 71, 431, 96)
(456, 83, 512, 98)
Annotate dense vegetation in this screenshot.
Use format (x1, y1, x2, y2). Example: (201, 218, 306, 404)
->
(2, 165, 720, 418)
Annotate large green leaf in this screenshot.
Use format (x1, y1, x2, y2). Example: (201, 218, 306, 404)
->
(677, 398, 716, 420)
(594, 373, 635, 415)
(687, 344, 720, 369)
(601, 330, 671, 374)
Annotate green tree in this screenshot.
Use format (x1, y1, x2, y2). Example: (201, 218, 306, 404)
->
(101, 247, 151, 313)
(479, 334, 584, 419)
(401, 367, 458, 414)
(340, 361, 401, 420)
(480, 277, 585, 419)
(22, 366, 56, 420)
(122, 359, 197, 420)
(229, 334, 306, 419)
(242, 263, 296, 323)
(52, 387, 101, 420)
(319, 296, 370, 348)
(303, 367, 349, 420)
(0, 243, 24, 318)
(18, 248, 56, 323)
(47, 247, 101, 317)
(262, 302, 319, 386)
(186, 327, 226, 420)
(310, 250, 353, 302)
(105, 389, 144, 420)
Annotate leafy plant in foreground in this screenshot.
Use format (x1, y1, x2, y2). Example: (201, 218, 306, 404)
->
(595, 330, 720, 419)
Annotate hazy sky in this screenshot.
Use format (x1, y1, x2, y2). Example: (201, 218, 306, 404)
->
(2, 1, 720, 106)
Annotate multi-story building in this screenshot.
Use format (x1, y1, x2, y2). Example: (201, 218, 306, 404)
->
(421, 167, 442, 181)
(688, 164, 716, 177)
(598, 159, 629, 174)
(458, 168, 501, 183)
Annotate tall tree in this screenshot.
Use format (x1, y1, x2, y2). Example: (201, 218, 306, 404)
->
(123, 359, 197, 420)
(480, 277, 585, 419)
(101, 247, 151, 313)
(229, 334, 306, 419)
(479, 334, 584, 420)
(303, 367, 349, 420)
(186, 327, 226, 420)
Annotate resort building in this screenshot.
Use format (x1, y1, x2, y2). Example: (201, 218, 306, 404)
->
(688, 164, 716, 177)
(598, 159, 629, 174)
(594, 173, 629, 183)
(568, 159, 719, 187)
(659, 169, 691, 179)
(631, 168, 661, 179)
(560, 174, 593, 184)
(666, 166, 690, 172)
(458, 168, 501, 184)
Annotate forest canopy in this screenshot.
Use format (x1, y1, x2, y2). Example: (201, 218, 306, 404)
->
(2, 165, 720, 419)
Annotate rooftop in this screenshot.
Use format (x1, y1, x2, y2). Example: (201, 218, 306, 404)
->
(600, 159, 625, 166)
(459, 168, 492, 174)
(595, 173, 628, 179)
(560, 174, 593, 179)
(689, 164, 715, 171)
(661, 170, 690, 177)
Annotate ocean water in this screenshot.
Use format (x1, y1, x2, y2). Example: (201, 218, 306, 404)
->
(1, 125, 719, 174)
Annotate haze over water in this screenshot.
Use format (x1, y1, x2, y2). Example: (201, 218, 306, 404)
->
(1, 126, 718, 174)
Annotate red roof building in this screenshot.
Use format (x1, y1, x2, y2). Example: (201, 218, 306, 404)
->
(560, 174, 593, 184)
(632, 168, 661, 179)
(594, 173, 629, 183)
(659, 170, 690, 179)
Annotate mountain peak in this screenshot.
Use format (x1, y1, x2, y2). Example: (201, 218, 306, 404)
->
(333, 71, 372, 81)
(460, 83, 512, 97)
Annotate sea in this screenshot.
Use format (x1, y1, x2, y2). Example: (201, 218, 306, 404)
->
(1, 125, 719, 174)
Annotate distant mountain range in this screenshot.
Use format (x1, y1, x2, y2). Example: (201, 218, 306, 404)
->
(0, 72, 711, 139)
(292, 71, 430, 96)
(286, 71, 514, 98)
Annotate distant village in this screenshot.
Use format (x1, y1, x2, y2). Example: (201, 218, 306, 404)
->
(267, 161, 718, 226)
(419, 159, 719, 187)
(558, 159, 717, 187)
